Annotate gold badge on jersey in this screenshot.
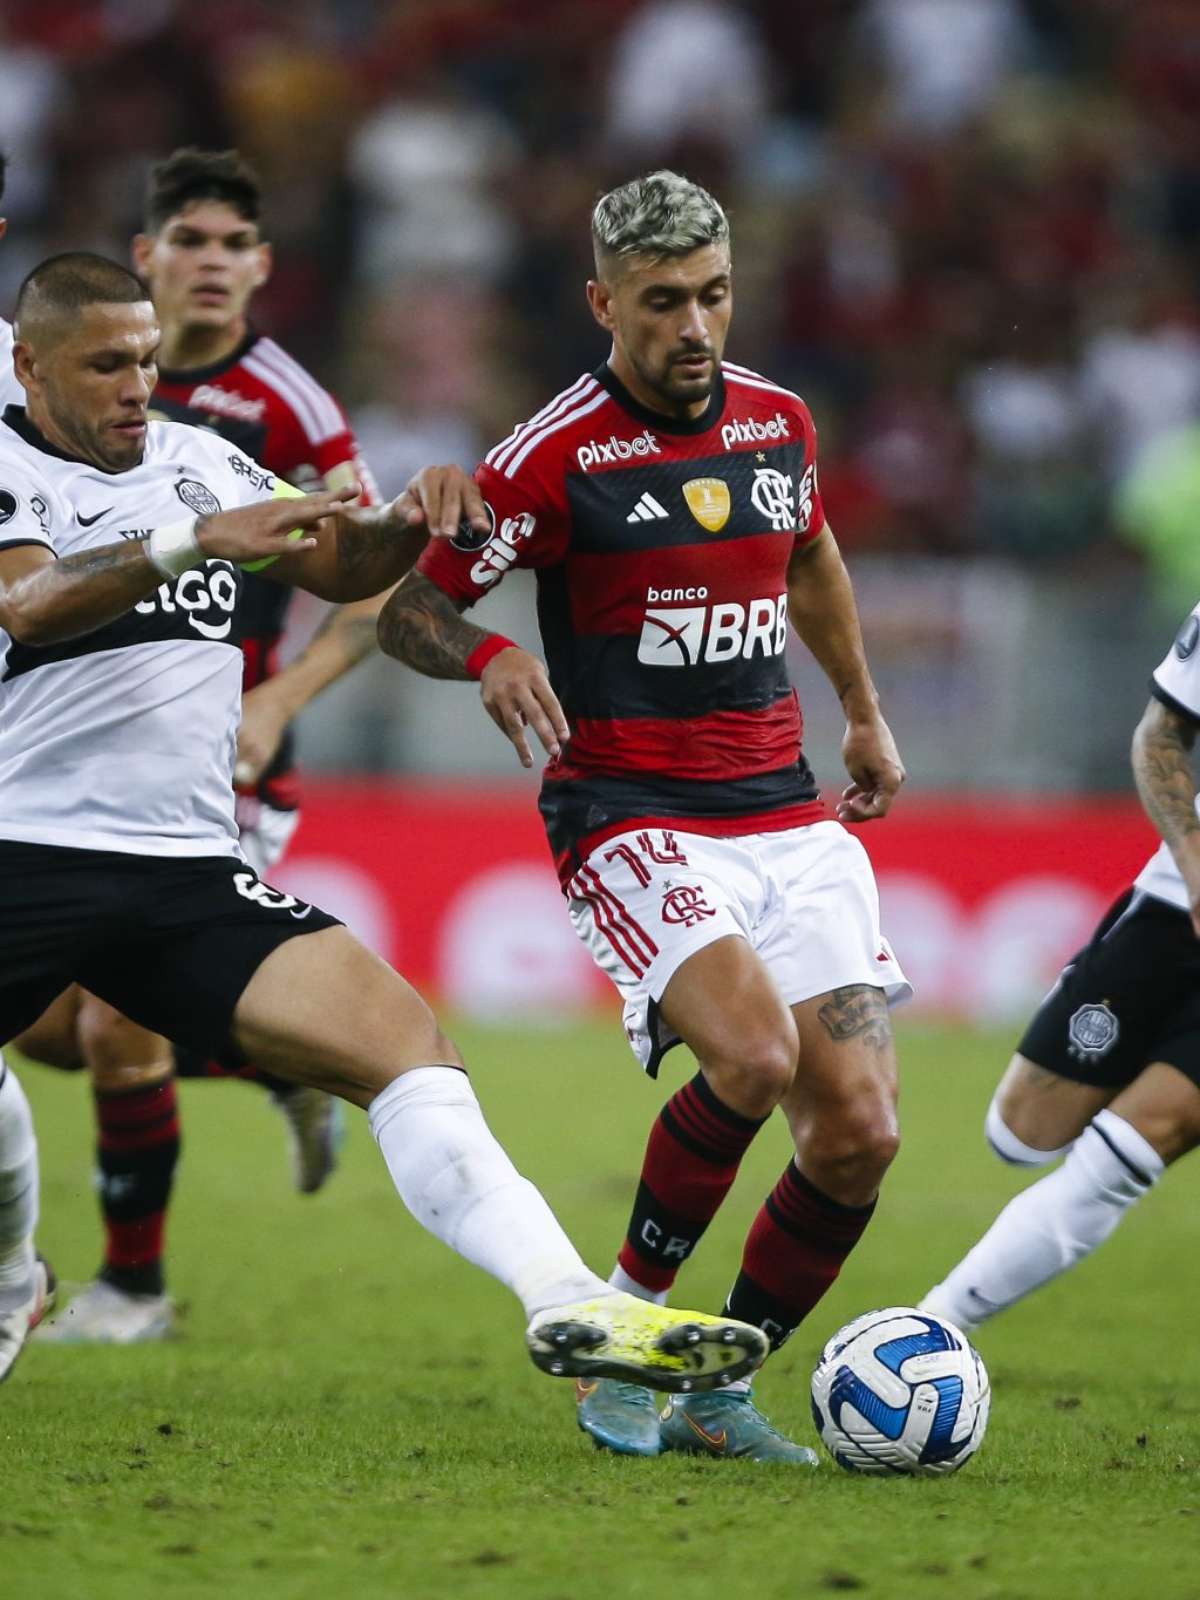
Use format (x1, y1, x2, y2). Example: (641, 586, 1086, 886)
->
(682, 477, 730, 533)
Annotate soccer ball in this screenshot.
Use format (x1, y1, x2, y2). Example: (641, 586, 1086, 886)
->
(810, 1307, 990, 1475)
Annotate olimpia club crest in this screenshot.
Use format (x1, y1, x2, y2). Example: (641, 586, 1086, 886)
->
(682, 477, 730, 532)
(1067, 1001, 1119, 1061)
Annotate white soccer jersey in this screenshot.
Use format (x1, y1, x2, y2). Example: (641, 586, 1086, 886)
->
(0, 406, 279, 857)
(1134, 602, 1200, 910)
(0, 320, 21, 409)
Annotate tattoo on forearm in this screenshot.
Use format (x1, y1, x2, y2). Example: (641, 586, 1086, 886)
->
(376, 573, 491, 680)
(56, 540, 151, 578)
(817, 985, 892, 1049)
(1133, 704, 1199, 852)
(335, 512, 401, 579)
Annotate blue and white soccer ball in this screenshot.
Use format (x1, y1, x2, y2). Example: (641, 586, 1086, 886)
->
(810, 1307, 990, 1476)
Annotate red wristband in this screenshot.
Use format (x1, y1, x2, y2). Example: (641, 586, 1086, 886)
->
(466, 634, 518, 680)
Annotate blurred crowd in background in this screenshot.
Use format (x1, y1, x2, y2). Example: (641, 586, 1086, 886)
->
(2, 0, 1199, 789)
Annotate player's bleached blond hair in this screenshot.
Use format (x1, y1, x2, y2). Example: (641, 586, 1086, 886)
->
(591, 170, 730, 275)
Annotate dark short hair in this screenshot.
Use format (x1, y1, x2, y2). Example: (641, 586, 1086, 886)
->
(144, 147, 262, 233)
(15, 253, 149, 330)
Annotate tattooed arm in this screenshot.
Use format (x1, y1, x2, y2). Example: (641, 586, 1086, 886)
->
(378, 571, 569, 769)
(264, 502, 431, 602)
(1132, 697, 1200, 933)
(0, 491, 346, 645)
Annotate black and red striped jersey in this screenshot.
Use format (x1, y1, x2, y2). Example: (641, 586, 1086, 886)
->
(151, 327, 377, 810)
(417, 360, 828, 883)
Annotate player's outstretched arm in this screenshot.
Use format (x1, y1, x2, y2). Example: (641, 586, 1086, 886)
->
(264, 465, 492, 604)
(786, 524, 904, 822)
(379, 572, 568, 768)
(0, 493, 340, 647)
(1132, 698, 1200, 935)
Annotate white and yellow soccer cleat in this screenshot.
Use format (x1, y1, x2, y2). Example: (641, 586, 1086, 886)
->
(35, 1278, 174, 1345)
(527, 1292, 768, 1393)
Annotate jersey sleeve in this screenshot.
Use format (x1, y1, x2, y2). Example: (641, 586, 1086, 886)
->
(415, 453, 568, 607)
(311, 426, 380, 508)
(0, 460, 56, 554)
(1151, 605, 1200, 723)
(792, 399, 825, 550)
(220, 442, 291, 509)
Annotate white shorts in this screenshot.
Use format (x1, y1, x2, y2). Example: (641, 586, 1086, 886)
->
(566, 820, 910, 1075)
(233, 797, 301, 880)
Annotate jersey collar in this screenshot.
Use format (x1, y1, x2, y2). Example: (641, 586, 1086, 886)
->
(2, 403, 100, 467)
(594, 362, 726, 436)
(157, 323, 260, 386)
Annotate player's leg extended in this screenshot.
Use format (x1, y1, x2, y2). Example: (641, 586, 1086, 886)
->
(611, 934, 796, 1301)
(0, 1056, 54, 1381)
(919, 1057, 1193, 1330)
(39, 996, 178, 1345)
(231, 925, 767, 1390)
(720, 985, 899, 1352)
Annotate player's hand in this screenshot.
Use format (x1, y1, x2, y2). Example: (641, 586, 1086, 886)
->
(394, 466, 491, 543)
(479, 647, 570, 769)
(195, 487, 357, 565)
(838, 714, 905, 822)
(233, 683, 291, 789)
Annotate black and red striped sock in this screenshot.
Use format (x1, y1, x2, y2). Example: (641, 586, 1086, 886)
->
(95, 1080, 181, 1298)
(725, 1161, 876, 1351)
(617, 1073, 767, 1294)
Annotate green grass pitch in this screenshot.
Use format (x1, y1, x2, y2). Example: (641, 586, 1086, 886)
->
(5, 1020, 1199, 1598)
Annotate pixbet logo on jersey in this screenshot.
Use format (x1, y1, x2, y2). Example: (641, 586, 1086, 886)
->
(637, 592, 788, 666)
(721, 411, 791, 451)
(463, 507, 537, 588)
(576, 429, 661, 472)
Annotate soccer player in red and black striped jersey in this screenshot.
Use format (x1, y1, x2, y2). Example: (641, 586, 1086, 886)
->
(380, 171, 911, 1460)
(13, 148, 385, 1344)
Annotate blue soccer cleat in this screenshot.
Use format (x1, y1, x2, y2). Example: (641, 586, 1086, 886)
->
(659, 1388, 820, 1465)
(576, 1378, 663, 1456)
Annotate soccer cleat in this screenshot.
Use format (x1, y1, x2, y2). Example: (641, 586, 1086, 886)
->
(527, 1292, 768, 1393)
(659, 1389, 820, 1465)
(36, 1278, 175, 1344)
(0, 1254, 56, 1383)
(576, 1378, 663, 1456)
(272, 1085, 344, 1194)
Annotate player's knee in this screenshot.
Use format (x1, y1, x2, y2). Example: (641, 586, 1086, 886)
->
(984, 1092, 1068, 1167)
(706, 1029, 797, 1116)
(77, 1000, 171, 1087)
(816, 1104, 900, 1191)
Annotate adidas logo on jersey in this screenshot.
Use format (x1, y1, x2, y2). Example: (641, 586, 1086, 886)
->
(637, 595, 788, 667)
(626, 492, 669, 523)
(576, 429, 661, 472)
(721, 412, 791, 451)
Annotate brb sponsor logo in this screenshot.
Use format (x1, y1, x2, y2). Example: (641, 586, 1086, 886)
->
(721, 411, 790, 451)
(637, 589, 787, 666)
(135, 559, 239, 640)
(462, 506, 537, 588)
(576, 429, 660, 472)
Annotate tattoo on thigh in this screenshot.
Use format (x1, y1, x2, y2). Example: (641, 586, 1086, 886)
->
(817, 985, 892, 1048)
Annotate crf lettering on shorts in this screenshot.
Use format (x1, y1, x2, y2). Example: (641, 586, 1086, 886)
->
(576, 429, 661, 472)
(661, 884, 716, 927)
(469, 510, 537, 587)
(134, 561, 239, 640)
(639, 1219, 692, 1260)
(637, 594, 788, 666)
(720, 411, 791, 451)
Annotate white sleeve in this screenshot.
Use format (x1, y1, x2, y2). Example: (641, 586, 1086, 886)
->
(0, 459, 55, 554)
(1151, 605, 1200, 721)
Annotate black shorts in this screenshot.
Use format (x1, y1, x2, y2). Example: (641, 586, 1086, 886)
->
(0, 840, 340, 1058)
(1019, 887, 1200, 1090)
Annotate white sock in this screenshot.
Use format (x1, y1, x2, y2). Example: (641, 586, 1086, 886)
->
(368, 1066, 609, 1319)
(608, 1261, 669, 1306)
(0, 1059, 38, 1310)
(920, 1109, 1163, 1331)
